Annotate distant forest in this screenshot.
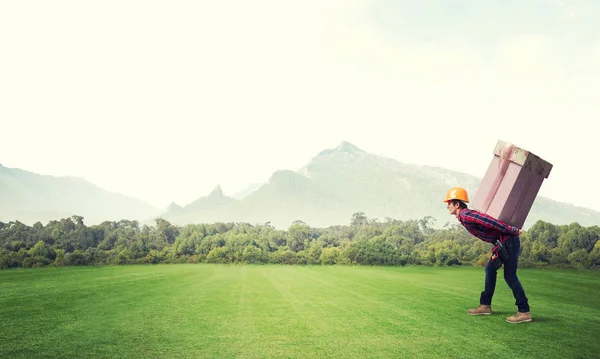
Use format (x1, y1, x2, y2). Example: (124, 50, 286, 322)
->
(1, 212, 599, 269)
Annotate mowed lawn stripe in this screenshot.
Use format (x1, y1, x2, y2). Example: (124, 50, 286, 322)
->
(266, 266, 445, 358)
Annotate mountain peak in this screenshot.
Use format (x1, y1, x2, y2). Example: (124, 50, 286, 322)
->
(336, 141, 363, 153)
(314, 141, 365, 160)
(208, 185, 223, 198)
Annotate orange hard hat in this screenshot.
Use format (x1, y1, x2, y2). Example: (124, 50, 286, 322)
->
(444, 187, 469, 203)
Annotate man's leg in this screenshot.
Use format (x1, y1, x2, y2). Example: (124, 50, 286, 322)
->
(468, 256, 497, 315)
(480, 256, 498, 306)
(504, 236, 532, 323)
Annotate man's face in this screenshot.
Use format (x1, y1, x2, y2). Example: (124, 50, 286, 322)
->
(446, 201, 460, 216)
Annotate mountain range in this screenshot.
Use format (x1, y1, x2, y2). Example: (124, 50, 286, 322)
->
(2, 142, 599, 229)
(0, 163, 159, 225)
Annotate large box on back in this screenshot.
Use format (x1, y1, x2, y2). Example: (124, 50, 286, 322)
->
(471, 140, 553, 229)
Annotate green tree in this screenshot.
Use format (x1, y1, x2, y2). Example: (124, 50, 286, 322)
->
(242, 245, 264, 264)
(206, 247, 230, 264)
(320, 247, 340, 265)
(351, 212, 368, 226)
(288, 223, 311, 252)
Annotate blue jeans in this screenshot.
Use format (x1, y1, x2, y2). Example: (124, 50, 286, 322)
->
(480, 236, 530, 312)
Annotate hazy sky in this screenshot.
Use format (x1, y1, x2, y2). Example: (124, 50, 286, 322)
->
(1, 0, 599, 211)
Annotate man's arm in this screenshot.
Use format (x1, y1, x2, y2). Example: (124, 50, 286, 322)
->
(461, 210, 520, 235)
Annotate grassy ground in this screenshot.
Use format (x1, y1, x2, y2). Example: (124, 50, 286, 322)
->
(0, 264, 598, 358)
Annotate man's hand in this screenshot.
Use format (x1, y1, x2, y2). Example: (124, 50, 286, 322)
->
(517, 228, 522, 236)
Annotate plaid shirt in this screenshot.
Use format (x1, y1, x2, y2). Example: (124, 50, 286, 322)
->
(458, 208, 519, 244)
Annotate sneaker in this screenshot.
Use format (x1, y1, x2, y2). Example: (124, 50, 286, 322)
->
(467, 304, 492, 315)
(506, 311, 532, 324)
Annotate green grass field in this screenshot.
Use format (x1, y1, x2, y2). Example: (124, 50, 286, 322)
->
(1, 264, 599, 359)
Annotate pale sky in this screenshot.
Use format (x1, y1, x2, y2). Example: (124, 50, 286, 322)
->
(1, 0, 599, 212)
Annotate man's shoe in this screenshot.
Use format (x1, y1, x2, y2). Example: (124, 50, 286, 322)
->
(467, 304, 492, 315)
(506, 311, 532, 323)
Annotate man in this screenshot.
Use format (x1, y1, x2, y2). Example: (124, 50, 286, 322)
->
(444, 187, 532, 324)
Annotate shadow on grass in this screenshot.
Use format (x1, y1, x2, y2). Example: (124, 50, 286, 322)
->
(503, 315, 551, 323)
(529, 316, 549, 323)
(469, 311, 553, 323)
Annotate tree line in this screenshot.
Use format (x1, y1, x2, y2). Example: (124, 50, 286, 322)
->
(1, 212, 599, 269)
